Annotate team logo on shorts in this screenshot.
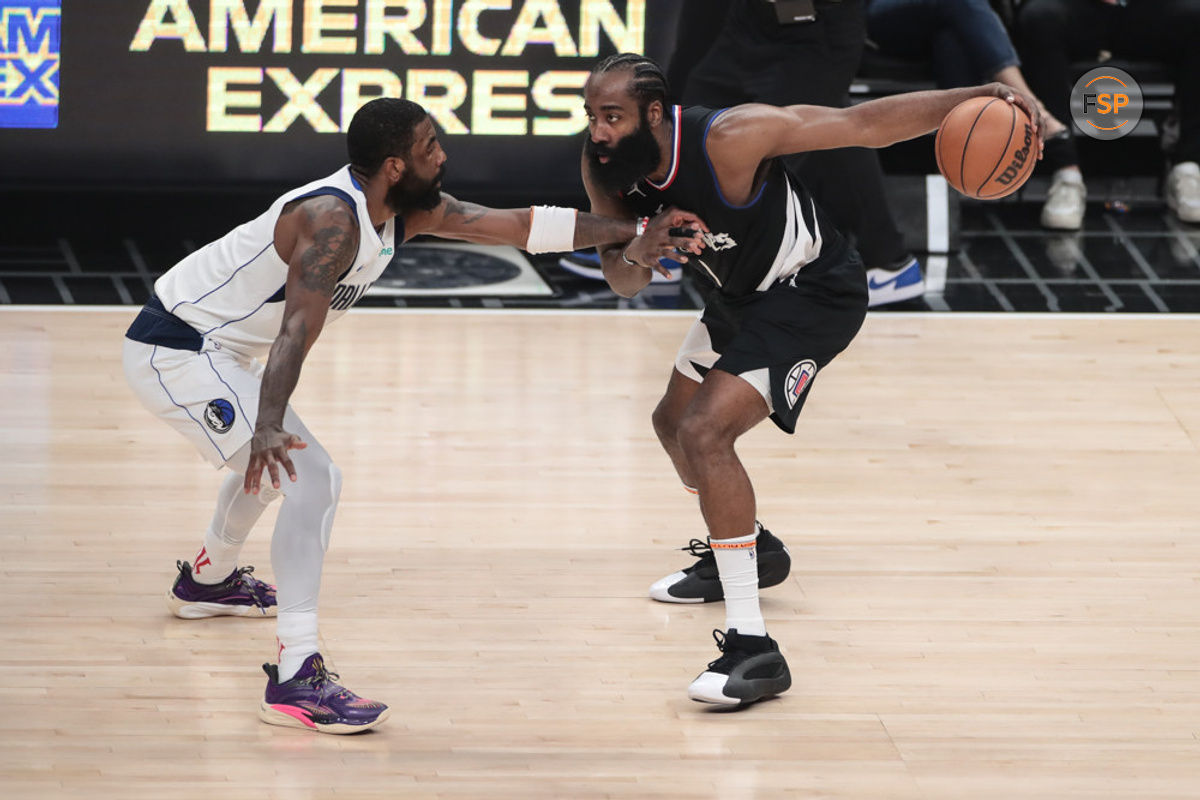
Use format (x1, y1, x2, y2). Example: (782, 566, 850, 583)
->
(204, 399, 235, 433)
(784, 360, 817, 409)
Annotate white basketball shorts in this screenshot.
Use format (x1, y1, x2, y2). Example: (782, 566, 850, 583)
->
(122, 338, 263, 468)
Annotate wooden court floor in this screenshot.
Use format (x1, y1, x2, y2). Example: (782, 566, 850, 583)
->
(3, 308, 1200, 800)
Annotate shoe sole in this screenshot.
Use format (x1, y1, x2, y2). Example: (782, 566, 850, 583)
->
(1041, 220, 1084, 231)
(166, 590, 277, 619)
(868, 279, 925, 307)
(259, 702, 390, 734)
(557, 258, 605, 280)
(688, 671, 791, 706)
(1167, 195, 1200, 224)
(651, 549, 792, 604)
(558, 256, 682, 283)
(689, 692, 784, 708)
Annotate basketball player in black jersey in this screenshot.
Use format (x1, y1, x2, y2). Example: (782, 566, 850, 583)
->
(582, 53, 1043, 706)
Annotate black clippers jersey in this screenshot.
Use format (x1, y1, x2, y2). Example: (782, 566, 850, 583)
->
(621, 105, 846, 299)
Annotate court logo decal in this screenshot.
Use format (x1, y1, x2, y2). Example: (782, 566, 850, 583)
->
(784, 360, 817, 409)
(0, 0, 61, 129)
(204, 398, 236, 433)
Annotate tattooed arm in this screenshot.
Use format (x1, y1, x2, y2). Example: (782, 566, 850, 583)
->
(404, 192, 706, 252)
(243, 195, 359, 495)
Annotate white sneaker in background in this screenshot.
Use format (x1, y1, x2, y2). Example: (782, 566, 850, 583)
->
(1041, 169, 1087, 230)
(1166, 162, 1200, 224)
(866, 255, 924, 307)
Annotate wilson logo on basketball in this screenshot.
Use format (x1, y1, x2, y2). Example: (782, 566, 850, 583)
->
(935, 95, 1037, 199)
(995, 123, 1033, 186)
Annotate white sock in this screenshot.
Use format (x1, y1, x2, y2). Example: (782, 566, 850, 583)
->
(192, 472, 278, 584)
(711, 525, 766, 637)
(276, 611, 320, 681)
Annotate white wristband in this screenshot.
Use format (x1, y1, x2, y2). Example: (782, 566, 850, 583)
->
(526, 205, 578, 254)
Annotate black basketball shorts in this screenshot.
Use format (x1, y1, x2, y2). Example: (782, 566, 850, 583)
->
(673, 247, 868, 434)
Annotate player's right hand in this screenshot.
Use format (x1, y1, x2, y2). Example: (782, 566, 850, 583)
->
(244, 424, 308, 494)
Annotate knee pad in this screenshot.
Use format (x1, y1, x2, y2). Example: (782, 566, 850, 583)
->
(278, 449, 341, 550)
(277, 447, 337, 498)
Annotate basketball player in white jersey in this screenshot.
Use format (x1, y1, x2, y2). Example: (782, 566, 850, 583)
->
(123, 97, 706, 734)
(582, 54, 1042, 707)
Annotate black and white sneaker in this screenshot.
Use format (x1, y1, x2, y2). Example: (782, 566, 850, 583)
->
(648, 525, 791, 603)
(688, 629, 792, 706)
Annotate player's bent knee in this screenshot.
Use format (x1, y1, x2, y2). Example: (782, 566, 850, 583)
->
(651, 402, 680, 442)
(676, 414, 729, 460)
(279, 447, 339, 503)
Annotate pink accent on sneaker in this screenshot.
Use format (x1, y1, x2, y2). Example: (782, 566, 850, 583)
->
(270, 704, 316, 729)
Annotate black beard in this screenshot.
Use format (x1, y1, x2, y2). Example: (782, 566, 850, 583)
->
(584, 114, 662, 195)
(387, 165, 444, 212)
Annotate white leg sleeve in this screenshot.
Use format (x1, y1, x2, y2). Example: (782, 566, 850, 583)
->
(192, 469, 279, 584)
(267, 411, 342, 679)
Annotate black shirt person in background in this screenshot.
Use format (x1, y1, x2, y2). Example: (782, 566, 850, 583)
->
(671, 0, 925, 307)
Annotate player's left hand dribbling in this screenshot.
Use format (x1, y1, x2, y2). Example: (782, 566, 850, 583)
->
(244, 424, 308, 494)
(626, 208, 708, 274)
(993, 82, 1046, 160)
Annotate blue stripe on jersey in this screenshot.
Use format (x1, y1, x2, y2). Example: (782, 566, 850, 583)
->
(346, 169, 380, 246)
(201, 292, 275, 336)
(305, 176, 384, 247)
(294, 186, 358, 219)
(702, 110, 768, 210)
(171, 242, 274, 314)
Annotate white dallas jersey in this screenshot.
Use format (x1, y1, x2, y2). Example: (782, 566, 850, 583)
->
(155, 166, 398, 359)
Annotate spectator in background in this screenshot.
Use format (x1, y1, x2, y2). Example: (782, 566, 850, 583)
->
(1014, 0, 1200, 229)
(864, 0, 1066, 136)
(672, 0, 925, 307)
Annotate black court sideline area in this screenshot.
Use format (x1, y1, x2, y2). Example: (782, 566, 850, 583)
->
(1, 177, 1198, 313)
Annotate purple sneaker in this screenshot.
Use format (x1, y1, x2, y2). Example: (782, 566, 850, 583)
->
(165, 560, 277, 619)
(259, 653, 390, 734)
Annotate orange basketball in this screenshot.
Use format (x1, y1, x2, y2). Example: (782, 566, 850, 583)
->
(935, 96, 1036, 199)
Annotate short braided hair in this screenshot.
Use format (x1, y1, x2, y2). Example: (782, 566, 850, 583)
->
(346, 97, 428, 177)
(590, 52, 670, 109)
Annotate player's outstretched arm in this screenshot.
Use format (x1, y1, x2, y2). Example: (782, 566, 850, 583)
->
(406, 193, 705, 257)
(244, 195, 359, 495)
(707, 83, 1044, 183)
